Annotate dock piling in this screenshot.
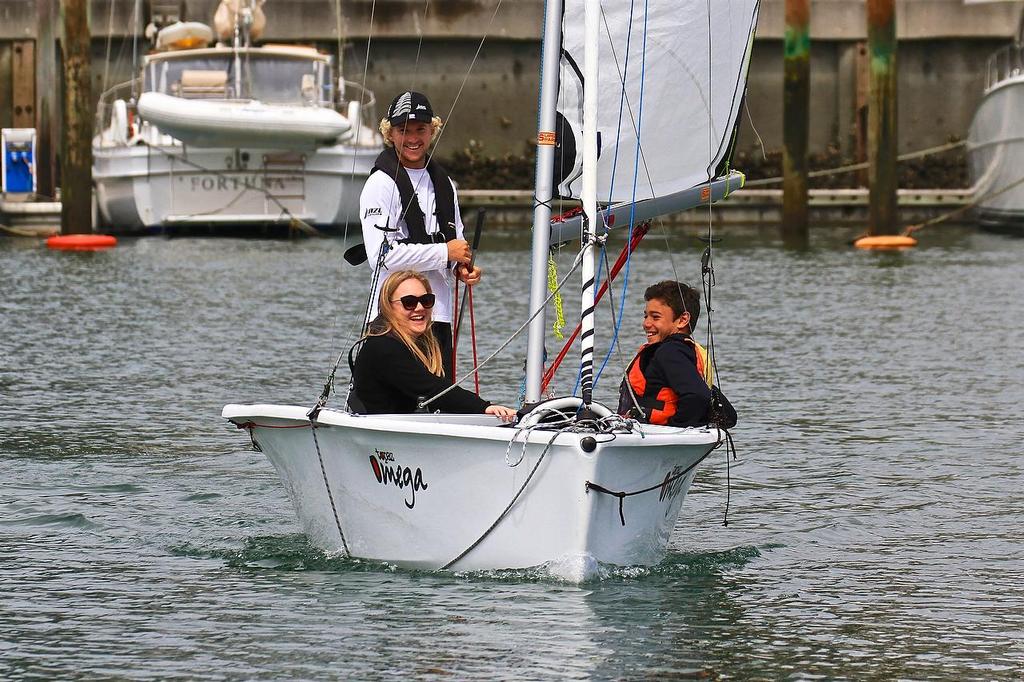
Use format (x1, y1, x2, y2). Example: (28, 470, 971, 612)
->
(867, 0, 898, 235)
(782, 0, 810, 247)
(59, 0, 92, 234)
(36, 0, 57, 200)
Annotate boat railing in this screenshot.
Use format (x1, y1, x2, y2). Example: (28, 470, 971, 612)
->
(338, 79, 381, 146)
(94, 79, 144, 147)
(985, 42, 1024, 92)
(95, 79, 140, 127)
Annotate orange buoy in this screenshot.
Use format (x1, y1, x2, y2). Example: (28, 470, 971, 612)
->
(46, 234, 118, 251)
(853, 234, 917, 250)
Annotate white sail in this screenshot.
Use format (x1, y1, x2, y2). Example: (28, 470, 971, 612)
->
(555, 0, 759, 203)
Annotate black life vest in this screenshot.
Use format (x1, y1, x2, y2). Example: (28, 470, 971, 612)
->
(371, 149, 457, 245)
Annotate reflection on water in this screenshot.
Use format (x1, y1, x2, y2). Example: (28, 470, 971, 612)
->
(2, 224, 1023, 678)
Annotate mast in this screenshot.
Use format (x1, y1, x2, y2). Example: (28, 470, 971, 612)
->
(578, 0, 599, 408)
(523, 0, 565, 404)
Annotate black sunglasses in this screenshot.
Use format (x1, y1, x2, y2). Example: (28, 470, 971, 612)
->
(392, 293, 436, 311)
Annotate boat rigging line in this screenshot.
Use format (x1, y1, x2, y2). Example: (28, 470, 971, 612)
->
(442, 409, 647, 571)
(901, 168, 1024, 236)
(452, 207, 486, 381)
(441, 428, 562, 571)
(332, 0, 505, 407)
(418, 245, 587, 411)
(701, 0, 738, 526)
(590, 0, 648, 394)
(308, 416, 352, 557)
(541, 220, 651, 393)
(587, 437, 723, 526)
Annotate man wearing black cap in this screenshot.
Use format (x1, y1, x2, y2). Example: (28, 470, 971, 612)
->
(359, 91, 482, 379)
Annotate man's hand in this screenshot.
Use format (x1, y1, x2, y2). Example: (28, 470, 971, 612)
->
(455, 264, 483, 286)
(446, 239, 472, 264)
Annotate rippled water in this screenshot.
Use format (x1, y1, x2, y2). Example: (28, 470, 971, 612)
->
(2, 224, 1022, 679)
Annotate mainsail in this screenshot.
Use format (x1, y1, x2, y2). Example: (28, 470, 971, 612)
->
(554, 0, 759, 203)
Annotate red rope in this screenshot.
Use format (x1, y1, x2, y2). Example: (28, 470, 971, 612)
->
(468, 285, 480, 394)
(452, 283, 459, 381)
(541, 221, 650, 392)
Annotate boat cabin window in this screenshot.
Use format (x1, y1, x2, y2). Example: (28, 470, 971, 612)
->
(145, 54, 328, 105)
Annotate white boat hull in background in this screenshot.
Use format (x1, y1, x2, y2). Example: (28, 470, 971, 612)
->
(968, 75, 1024, 233)
(222, 404, 722, 576)
(93, 141, 376, 232)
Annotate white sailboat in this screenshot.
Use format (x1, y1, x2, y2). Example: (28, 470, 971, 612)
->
(92, 1, 382, 234)
(223, 0, 759, 579)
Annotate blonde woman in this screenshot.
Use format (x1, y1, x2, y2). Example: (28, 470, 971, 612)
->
(357, 91, 483, 379)
(352, 270, 515, 420)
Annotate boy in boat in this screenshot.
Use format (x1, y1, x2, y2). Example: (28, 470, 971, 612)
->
(357, 91, 482, 379)
(618, 280, 736, 428)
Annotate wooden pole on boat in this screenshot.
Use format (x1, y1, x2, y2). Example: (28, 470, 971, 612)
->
(867, 0, 898, 235)
(35, 0, 58, 199)
(782, 0, 810, 247)
(59, 0, 93, 234)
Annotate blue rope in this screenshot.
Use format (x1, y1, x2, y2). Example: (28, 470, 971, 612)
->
(603, 0, 637, 207)
(588, 0, 636, 368)
(594, 0, 649, 389)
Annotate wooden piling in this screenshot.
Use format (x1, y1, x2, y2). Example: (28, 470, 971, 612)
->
(60, 0, 92, 234)
(11, 40, 35, 129)
(867, 0, 898, 235)
(36, 0, 58, 199)
(782, 0, 810, 246)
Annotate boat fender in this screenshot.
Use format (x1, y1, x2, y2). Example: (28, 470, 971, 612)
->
(46, 234, 117, 251)
(347, 100, 361, 127)
(518, 396, 612, 429)
(112, 99, 129, 145)
(853, 234, 918, 249)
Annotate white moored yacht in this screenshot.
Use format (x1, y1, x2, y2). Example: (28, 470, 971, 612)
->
(92, 2, 382, 235)
(968, 5, 1024, 234)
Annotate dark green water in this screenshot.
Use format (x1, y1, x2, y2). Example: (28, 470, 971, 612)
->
(2, 224, 1022, 679)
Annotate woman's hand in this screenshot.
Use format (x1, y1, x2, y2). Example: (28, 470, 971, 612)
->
(455, 264, 483, 286)
(485, 404, 517, 422)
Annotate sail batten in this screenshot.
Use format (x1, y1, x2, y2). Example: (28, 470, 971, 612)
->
(555, 0, 760, 204)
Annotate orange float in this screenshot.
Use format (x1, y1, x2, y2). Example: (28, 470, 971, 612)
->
(46, 234, 118, 251)
(853, 234, 917, 250)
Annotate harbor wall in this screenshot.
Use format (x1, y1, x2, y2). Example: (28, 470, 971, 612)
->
(1, 0, 1022, 162)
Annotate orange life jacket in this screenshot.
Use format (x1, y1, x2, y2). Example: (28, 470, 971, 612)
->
(623, 337, 711, 425)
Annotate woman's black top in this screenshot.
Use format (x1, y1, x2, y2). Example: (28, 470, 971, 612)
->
(351, 333, 490, 415)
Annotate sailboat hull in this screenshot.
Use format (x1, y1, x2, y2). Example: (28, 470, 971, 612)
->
(223, 404, 721, 574)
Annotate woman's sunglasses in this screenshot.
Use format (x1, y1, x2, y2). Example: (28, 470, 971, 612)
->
(392, 293, 436, 311)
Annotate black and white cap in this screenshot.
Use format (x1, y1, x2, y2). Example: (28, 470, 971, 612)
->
(386, 91, 434, 125)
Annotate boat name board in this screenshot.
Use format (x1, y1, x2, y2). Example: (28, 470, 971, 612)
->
(368, 449, 428, 510)
(179, 173, 302, 195)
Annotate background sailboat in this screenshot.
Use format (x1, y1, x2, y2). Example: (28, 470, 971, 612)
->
(223, 0, 759, 580)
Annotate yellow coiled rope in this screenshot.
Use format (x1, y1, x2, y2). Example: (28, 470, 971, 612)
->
(547, 254, 565, 340)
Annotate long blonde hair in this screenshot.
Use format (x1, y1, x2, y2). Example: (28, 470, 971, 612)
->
(369, 270, 444, 376)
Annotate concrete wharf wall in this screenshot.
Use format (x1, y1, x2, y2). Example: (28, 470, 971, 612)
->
(2, 0, 1023, 162)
